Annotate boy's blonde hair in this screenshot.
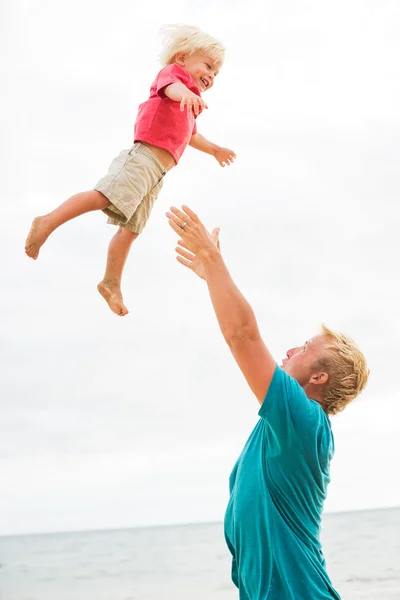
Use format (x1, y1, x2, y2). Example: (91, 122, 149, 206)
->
(315, 324, 370, 415)
(159, 24, 225, 67)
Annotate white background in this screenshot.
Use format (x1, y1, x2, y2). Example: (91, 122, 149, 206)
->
(1, 0, 399, 535)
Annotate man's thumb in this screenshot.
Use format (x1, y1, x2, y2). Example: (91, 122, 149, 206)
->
(212, 227, 221, 249)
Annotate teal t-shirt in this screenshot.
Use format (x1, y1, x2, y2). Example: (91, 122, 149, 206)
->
(224, 365, 341, 599)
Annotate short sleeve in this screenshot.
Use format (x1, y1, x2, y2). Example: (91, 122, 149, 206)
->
(192, 121, 197, 135)
(258, 365, 319, 451)
(156, 64, 196, 98)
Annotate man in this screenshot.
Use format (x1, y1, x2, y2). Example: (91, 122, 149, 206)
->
(166, 205, 369, 600)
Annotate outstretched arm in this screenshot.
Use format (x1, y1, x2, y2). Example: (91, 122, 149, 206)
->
(164, 83, 207, 115)
(189, 133, 236, 167)
(166, 206, 276, 403)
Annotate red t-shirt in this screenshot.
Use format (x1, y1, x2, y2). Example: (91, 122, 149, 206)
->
(134, 64, 202, 164)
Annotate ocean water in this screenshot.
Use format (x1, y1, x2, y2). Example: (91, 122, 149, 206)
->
(0, 507, 399, 600)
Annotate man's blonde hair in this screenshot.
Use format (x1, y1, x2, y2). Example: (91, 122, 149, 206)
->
(159, 24, 225, 67)
(315, 324, 369, 415)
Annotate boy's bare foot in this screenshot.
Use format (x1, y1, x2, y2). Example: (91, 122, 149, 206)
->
(25, 216, 51, 259)
(97, 280, 129, 316)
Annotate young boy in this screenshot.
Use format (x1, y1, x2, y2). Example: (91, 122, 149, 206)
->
(25, 24, 236, 316)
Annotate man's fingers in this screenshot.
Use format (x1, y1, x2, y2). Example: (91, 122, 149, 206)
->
(176, 246, 195, 261)
(167, 205, 206, 239)
(180, 205, 201, 224)
(168, 205, 201, 228)
(177, 239, 190, 250)
(167, 218, 188, 237)
(168, 207, 190, 223)
(169, 206, 197, 227)
(166, 209, 193, 231)
(211, 227, 221, 251)
(176, 255, 193, 270)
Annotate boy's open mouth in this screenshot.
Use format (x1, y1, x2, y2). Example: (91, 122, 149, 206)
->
(200, 77, 210, 89)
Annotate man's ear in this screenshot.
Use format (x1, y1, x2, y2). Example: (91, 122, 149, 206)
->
(309, 372, 329, 386)
(175, 52, 186, 66)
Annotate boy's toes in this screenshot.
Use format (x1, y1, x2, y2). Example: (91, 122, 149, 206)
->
(25, 217, 47, 260)
(25, 245, 39, 259)
(119, 305, 129, 317)
(97, 281, 129, 317)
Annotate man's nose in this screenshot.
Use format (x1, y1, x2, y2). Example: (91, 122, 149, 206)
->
(287, 346, 299, 358)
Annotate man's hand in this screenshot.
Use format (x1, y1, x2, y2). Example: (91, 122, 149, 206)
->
(214, 147, 236, 167)
(180, 92, 208, 116)
(166, 206, 220, 279)
(178, 228, 220, 280)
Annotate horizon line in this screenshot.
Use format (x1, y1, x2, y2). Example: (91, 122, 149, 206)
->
(1, 504, 399, 540)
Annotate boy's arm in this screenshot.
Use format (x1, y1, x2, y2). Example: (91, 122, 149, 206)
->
(164, 83, 207, 115)
(164, 82, 194, 101)
(190, 133, 236, 167)
(189, 133, 219, 155)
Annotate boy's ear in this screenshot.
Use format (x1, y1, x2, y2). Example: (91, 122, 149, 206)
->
(175, 52, 186, 66)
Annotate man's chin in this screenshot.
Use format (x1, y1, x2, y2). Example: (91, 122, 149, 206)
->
(281, 363, 292, 376)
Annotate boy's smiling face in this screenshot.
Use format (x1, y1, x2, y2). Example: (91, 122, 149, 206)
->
(175, 52, 220, 92)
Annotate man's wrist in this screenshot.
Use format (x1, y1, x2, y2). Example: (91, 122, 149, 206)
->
(198, 246, 221, 262)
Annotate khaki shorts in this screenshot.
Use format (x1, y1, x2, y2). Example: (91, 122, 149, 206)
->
(94, 142, 167, 233)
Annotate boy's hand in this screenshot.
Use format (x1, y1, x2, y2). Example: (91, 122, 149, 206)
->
(180, 92, 208, 116)
(214, 147, 236, 167)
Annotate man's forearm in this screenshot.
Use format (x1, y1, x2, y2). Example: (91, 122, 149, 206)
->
(200, 248, 259, 346)
(189, 133, 219, 156)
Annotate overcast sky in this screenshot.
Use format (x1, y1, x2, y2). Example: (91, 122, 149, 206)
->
(1, 0, 400, 536)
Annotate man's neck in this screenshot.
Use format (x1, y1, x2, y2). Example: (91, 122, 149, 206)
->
(303, 384, 326, 412)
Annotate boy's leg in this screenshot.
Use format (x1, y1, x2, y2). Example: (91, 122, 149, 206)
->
(25, 190, 110, 259)
(96, 158, 165, 316)
(97, 227, 139, 316)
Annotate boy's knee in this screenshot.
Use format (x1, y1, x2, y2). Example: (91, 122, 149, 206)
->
(117, 227, 140, 242)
